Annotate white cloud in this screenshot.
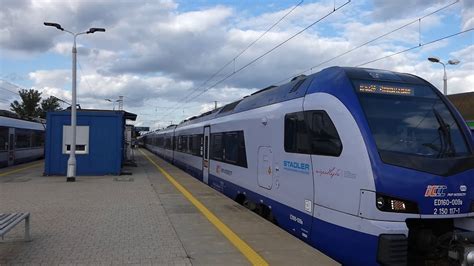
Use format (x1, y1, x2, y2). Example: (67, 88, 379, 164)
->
(28, 69, 70, 89)
(0, 0, 472, 130)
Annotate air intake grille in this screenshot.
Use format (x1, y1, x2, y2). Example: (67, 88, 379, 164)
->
(377, 234, 407, 266)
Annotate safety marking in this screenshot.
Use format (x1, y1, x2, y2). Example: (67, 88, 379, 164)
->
(139, 149, 268, 266)
(0, 162, 43, 177)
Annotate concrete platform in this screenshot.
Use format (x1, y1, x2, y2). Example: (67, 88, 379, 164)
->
(0, 149, 338, 265)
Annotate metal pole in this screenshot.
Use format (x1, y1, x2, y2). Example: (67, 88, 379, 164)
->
(118, 96, 124, 110)
(442, 64, 447, 95)
(67, 35, 78, 182)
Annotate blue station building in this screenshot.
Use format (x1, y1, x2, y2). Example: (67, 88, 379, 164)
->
(44, 109, 137, 176)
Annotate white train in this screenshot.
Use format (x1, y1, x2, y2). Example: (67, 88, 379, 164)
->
(143, 67, 474, 265)
(0, 115, 45, 168)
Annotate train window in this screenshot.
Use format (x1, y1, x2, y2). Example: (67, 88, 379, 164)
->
(31, 130, 44, 147)
(211, 133, 223, 160)
(0, 127, 8, 151)
(158, 137, 163, 147)
(182, 136, 188, 152)
(211, 131, 248, 168)
(15, 129, 31, 148)
(200, 135, 204, 156)
(204, 136, 209, 159)
(284, 111, 342, 156)
(237, 133, 248, 167)
(188, 136, 193, 153)
(284, 112, 310, 153)
(224, 132, 247, 167)
(165, 137, 172, 150)
(224, 132, 239, 163)
(308, 111, 342, 156)
(190, 134, 202, 156)
(177, 136, 182, 151)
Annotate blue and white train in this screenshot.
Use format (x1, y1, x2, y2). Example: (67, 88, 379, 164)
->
(0, 115, 45, 168)
(143, 67, 474, 265)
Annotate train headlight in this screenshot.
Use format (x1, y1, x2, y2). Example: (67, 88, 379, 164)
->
(376, 194, 419, 214)
(376, 197, 385, 209)
(467, 250, 474, 265)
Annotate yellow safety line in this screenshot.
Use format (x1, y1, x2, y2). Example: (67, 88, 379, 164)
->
(139, 149, 268, 266)
(0, 161, 43, 177)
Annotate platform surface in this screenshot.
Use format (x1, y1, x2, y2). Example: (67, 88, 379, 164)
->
(0, 149, 338, 265)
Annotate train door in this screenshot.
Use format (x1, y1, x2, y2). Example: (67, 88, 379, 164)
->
(257, 146, 273, 189)
(8, 128, 14, 166)
(203, 126, 210, 184)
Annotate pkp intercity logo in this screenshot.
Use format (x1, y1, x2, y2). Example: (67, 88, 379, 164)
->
(425, 185, 447, 197)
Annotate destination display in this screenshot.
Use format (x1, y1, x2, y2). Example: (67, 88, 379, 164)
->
(358, 84, 414, 96)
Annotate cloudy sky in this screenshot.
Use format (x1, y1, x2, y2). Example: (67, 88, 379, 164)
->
(0, 0, 472, 129)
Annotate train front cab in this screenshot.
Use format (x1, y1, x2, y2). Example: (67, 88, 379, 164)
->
(305, 67, 474, 265)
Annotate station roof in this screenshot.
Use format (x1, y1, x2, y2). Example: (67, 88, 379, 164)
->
(447, 92, 474, 121)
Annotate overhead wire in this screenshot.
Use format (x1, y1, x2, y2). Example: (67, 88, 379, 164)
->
(357, 28, 473, 67)
(272, 0, 460, 85)
(157, 0, 350, 123)
(0, 85, 21, 96)
(156, 0, 307, 121)
(142, 1, 468, 129)
(183, 0, 304, 103)
(0, 78, 71, 106)
(186, 0, 351, 103)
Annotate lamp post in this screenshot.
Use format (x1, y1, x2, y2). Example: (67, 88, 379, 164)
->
(44, 22, 105, 182)
(427, 57, 460, 95)
(105, 99, 116, 110)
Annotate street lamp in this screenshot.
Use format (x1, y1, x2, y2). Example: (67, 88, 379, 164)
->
(427, 57, 460, 95)
(105, 98, 119, 110)
(44, 22, 105, 182)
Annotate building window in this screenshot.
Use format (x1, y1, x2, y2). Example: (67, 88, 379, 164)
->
(284, 111, 342, 156)
(62, 126, 89, 154)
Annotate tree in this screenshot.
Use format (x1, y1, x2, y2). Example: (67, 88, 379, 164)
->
(40, 96, 61, 118)
(10, 89, 42, 118)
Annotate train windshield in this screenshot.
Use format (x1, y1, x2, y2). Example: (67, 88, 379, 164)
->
(354, 80, 470, 159)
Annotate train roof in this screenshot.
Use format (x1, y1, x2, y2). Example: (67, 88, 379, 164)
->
(0, 116, 45, 131)
(169, 66, 427, 129)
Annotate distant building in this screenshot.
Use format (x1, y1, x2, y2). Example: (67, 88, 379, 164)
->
(447, 92, 474, 129)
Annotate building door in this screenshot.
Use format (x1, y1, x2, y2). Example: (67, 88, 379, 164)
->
(257, 146, 273, 189)
(203, 126, 210, 184)
(8, 128, 15, 166)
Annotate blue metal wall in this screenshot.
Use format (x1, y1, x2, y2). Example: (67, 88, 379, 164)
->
(45, 111, 124, 175)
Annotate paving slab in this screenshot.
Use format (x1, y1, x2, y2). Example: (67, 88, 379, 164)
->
(0, 150, 338, 265)
(140, 149, 338, 266)
(0, 160, 190, 265)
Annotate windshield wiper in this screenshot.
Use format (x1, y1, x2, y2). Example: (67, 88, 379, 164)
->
(433, 108, 455, 158)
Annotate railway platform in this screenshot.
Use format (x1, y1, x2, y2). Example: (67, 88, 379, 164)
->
(0, 149, 337, 265)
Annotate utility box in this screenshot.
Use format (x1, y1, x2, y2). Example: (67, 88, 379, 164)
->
(44, 110, 137, 176)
